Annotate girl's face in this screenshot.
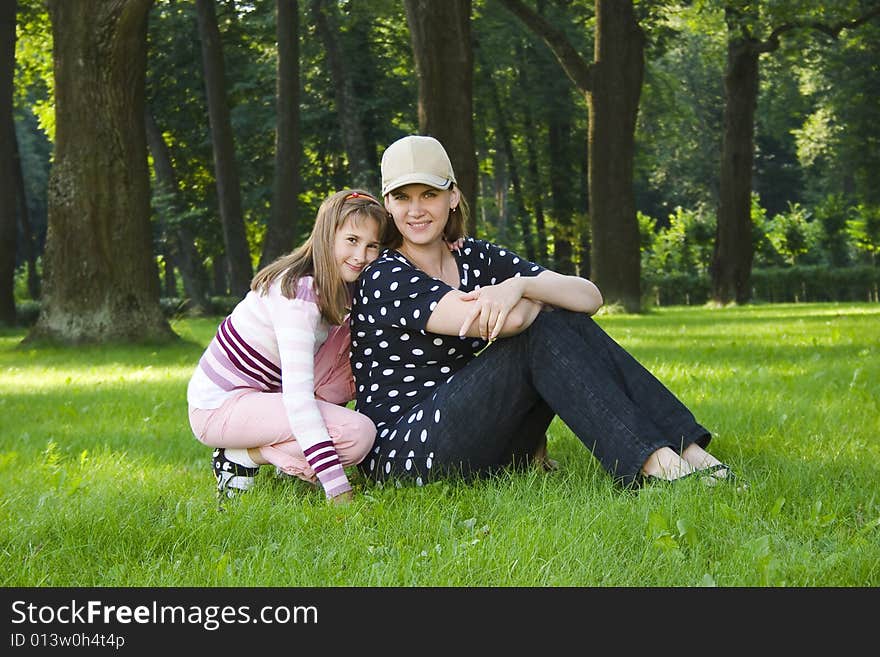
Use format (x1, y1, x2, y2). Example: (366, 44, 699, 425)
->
(384, 183, 459, 248)
(334, 214, 381, 283)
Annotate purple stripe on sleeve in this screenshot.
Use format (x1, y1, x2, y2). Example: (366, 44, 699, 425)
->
(218, 319, 281, 385)
(224, 317, 282, 376)
(313, 458, 341, 474)
(208, 341, 271, 389)
(199, 358, 239, 391)
(303, 440, 335, 458)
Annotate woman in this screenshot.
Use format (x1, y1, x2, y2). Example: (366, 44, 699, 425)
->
(188, 189, 387, 505)
(349, 136, 732, 488)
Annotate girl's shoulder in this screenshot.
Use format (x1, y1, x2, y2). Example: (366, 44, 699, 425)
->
(293, 274, 318, 300)
(265, 273, 318, 304)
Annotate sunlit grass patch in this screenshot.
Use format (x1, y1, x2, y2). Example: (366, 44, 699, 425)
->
(1, 303, 878, 586)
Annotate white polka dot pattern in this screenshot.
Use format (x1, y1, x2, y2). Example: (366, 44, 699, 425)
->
(350, 238, 545, 480)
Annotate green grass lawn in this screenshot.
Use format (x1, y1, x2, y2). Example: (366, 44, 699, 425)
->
(1, 303, 878, 586)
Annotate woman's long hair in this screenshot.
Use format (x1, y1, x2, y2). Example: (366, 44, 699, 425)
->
(251, 189, 388, 325)
(380, 185, 470, 250)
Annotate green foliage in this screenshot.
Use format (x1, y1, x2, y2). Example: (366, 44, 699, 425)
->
(814, 193, 853, 266)
(636, 5, 725, 217)
(14, 0, 54, 140)
(646, 264, 880, 306)
(750, 265, 880, 303)
(641, 205, 716, 277)
(751, 192, 785, 268)
(765, 202, 821, 265)
(11, 0, 880, 305)
(847, 203, 880, 263)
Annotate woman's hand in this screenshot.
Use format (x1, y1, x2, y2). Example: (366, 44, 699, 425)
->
(458, 277, 527, 340)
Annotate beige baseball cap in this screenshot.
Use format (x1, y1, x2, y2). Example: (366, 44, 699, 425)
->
(381, 135, 457, 196)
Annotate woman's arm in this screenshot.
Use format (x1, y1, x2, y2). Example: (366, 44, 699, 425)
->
(425, 290, 543, 339)
(519, 270, 603, 315)
(454, 271, 603, 339)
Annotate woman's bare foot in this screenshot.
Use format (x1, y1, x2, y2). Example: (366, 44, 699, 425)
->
(641, 446, 695, 481)
(681, 443, 731, 480)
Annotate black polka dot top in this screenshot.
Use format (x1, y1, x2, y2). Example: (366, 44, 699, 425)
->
(350, 238, 544, 435)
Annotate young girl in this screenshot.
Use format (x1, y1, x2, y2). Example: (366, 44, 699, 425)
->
(187, 189, 388, 505)
(351, 136, 733, 488)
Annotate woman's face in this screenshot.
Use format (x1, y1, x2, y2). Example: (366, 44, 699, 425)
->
(384, 183, 459, 248)
(334, 214, 381, 283)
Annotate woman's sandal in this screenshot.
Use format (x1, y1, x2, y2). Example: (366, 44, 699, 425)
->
(687, 463, 735, 486)
(647, 463, 737, 486)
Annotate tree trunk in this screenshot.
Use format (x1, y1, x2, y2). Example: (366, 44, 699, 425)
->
(145, 109, 210, 313)
(29, 0, 173, 344)
(211, 256, 226, 298)
(404, 0, 478, 236)
(483, 53, 533, 260)
(711, 36, 760, 305)
(163, 256, 175, 297)
(707, 5, 880, 303)
(589, 0, 643, 311)
(260, 0, 301, 268)
(515, 40, 547, 264)
(577, 146, 591, 278)
(492, 137, 508, 244)
(196, 0, 252, 297)
(0, 0, 16, 325)
(311, 0, 373, 191)
(13, 129, 40, 300)
(547, 103, 576, 275)
(498, 0, 643, 310)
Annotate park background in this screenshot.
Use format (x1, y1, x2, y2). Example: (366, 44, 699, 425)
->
(1, 1, 879, 587)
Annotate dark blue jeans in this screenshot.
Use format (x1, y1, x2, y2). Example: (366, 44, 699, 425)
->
(415, 309, 711, 487)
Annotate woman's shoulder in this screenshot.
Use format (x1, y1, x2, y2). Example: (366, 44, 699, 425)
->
(458, 237, 510, 258)
(361, 250, 411, 281)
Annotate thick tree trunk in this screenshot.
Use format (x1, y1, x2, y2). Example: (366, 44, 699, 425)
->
(499, 0, 643, 310)
(311, 0, 373, 191)
(260, 0, 301, 268)
(711, 38, 759, 305)
(404, 0, 478, 236)
(145, 109, 210, 313)
(29, 0, 173, 344)
(589, 0, 643, 311)
(196, 0, 252, 297)
(0, 0, 16, 325)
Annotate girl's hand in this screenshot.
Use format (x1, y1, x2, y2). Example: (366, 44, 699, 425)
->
(445, 237, 466, 251)
(458, 278, 526, 340)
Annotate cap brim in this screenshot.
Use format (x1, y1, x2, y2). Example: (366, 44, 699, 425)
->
(382, 173, 454, 196)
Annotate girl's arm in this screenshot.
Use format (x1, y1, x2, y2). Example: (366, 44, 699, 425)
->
(269, 282, 353, 501)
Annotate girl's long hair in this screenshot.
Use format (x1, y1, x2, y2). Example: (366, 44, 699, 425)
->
(251, 189, 388, 325)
